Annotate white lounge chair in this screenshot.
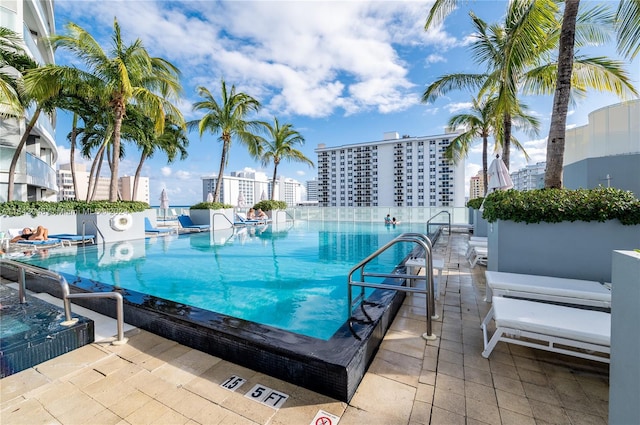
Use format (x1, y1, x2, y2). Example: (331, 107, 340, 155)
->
(481, 296, 610, 363)
(484, 271, 611, 308)
(468, 246, 488, 268)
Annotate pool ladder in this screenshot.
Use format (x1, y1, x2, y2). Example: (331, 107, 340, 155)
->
(348, 232, 438, 340)
(1, 259, 128, 345)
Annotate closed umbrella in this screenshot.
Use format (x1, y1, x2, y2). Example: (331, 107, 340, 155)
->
(260, 190, 267, 201)
(487, 154, 513, 192)
(237, 192, 246, 208)
(159, 189, 169, 221)
(481, 155, 513, 211)
(206, 192, 214, 203)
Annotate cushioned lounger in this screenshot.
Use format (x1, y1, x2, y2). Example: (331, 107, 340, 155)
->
(481, 296, 610, 363)
(177, 215, 210, 231)
(49, 234, 96, 244)
(485, 271, 611, 308)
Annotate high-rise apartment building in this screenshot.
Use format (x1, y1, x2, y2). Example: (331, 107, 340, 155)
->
(202, 169, 304, 207)
(469, 171, 485, 200)
(306, 179, 318, 201)
(1, 0, 57, 202)
(510, 162, 546, 191)
(119, 175, 150, 203)
(315, 131, 465, 207)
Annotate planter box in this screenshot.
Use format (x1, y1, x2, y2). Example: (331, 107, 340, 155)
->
(488, 219, 640, 282)
(473, 209, 488, 237)
(189, 209, 234, 229)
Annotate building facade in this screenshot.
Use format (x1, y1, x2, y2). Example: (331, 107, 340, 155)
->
(563, 99, 640, 197)
(510, 162, 546, 191)
(202, 169, 304, 207)
(306, 179, 318, 201)
(1, 0, 58, 202)
(315, 131, 465, 207)
(119, 175, 150, 203)
(469, 171, 485, 200)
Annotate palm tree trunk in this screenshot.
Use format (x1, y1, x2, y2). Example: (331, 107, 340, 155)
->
(270, 160, 279, 201)
(133, 152, 147, 201)
(90, 147, 106, 201)
(7, 108, 41, 201)
(545, 0, 579, 189)
(213, 136, 230, 203)
(502, 113, 512, 170)
(86, 140, 107, 201)
(110, 102, 125, 202)
(482, 135, 489, 194)
(70, 113, 79, 200)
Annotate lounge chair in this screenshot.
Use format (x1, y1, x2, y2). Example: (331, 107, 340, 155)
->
(484, 271, 611, 308)
(177, 215, 210, 231)
(144, 217, 175, 235)
(6, 229, 69, 251)
(468, 246, 488, 268)
(49, 233, 96, 244)
(235, 213, 267, 226)
(481, 296, 610, 363)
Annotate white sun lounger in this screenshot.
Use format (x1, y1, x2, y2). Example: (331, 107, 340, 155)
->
(468, 246, 488, 268)
(481, 297, 610, 363)
(485, 271, 611, 308)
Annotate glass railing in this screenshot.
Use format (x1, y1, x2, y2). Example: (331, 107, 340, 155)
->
(286, 206, 469, 225)
(25, 152, 57, 191)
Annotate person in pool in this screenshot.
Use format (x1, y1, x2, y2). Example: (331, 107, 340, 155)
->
(384, 214, 391, 224)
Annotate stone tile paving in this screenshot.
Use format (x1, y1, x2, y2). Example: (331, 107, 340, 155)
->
(0, 232, 609, 424)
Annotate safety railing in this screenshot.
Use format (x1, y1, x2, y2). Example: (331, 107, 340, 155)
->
(426, 210, 451, 235)
(212, 212, 235, 228)
(1, 259, 128, 345)
(347, 232, 437, 340)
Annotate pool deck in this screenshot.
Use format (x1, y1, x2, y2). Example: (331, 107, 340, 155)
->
(0, 232, 610, 424)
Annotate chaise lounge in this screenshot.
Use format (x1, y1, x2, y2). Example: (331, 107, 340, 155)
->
(481, 296, 610, 363)
(484, 271, 611, 308)
(144, 217, 175, 235)
(177, 215, 210, 232)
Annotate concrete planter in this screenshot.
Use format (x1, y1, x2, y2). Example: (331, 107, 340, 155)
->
(189, 208, 234, 229)
(487, 219, 640, 282)
(1, 210, 153, 244)
(472, 209, 488, 237)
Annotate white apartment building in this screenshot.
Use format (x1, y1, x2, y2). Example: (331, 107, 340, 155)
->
(1, 0, 57, 202)
(469, 171, 485, 200)
(202, 169, 305, 207)
(306, 179, 318, 201)
(315, 131, 465, 207)
(119, 175, 150, 203)
(510, 162, 546, 191)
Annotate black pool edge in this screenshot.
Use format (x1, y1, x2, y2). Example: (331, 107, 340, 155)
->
(1, 267, 407, 402)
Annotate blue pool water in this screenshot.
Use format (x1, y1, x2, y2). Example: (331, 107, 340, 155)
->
(20, 221, 424, 340)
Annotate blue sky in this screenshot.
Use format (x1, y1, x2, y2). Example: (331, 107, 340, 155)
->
(52, 0, 639, 206)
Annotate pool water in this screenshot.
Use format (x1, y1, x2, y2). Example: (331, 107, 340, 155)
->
(21, 221, 423, 340)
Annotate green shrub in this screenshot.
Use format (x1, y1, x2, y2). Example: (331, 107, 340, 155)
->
(253, 200, 287, 211)
(466, 197, 484, 210)
(482, 188, 640, 225)
(190, 202, 234, 210)
(0, 200, 150, 217)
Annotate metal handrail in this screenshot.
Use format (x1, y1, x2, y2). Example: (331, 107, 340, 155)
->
(85, 219, 105, 248)
(426, 211, 451, 235)
(347, 232, 437, 340)
(212, 212, 235, 228)
(0, 259, 128, 345)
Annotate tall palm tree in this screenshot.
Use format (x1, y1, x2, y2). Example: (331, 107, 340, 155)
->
(188, 80, 263, 203)
(424, 0, 640, 186)
(257, 117, 314, 200)
(424, 0, 558, 170)
(25, 19, 184, 201)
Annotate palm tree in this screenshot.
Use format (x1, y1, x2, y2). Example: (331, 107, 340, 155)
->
(25, 19, 184, 201)
(424, 0, 558, 170)
(424, 0, 640, 186)
(188, 80, 263, 203)
(0, 27, 36, 116)
(257, 117, 314, 200)
(446, 96, 538, 193)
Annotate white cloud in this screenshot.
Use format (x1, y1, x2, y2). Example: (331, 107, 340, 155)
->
(161, 167, 172, 177)
(425, 54, 446, 64)
(447, 102, 473, 113)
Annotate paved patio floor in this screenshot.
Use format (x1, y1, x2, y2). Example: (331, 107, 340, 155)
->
(0, 232, 610, 424)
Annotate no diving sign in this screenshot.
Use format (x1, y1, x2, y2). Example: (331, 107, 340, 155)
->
(310, 410, 341, 425)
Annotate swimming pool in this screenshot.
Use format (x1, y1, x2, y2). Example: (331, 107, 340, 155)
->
(21, 221, 420, 340)
(9, 220, 440, 401)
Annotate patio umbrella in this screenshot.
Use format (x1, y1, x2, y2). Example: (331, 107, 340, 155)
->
(487, 154, 513, 192)
(260, 190, 267, 201)
(237, 192, 246, 208)
(206, 192, 214, 203)
(159, 189, 169, 221)
(481, 155, 513, 211)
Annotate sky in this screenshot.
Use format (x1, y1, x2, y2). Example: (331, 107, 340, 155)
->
(51, 0, 640, 206)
